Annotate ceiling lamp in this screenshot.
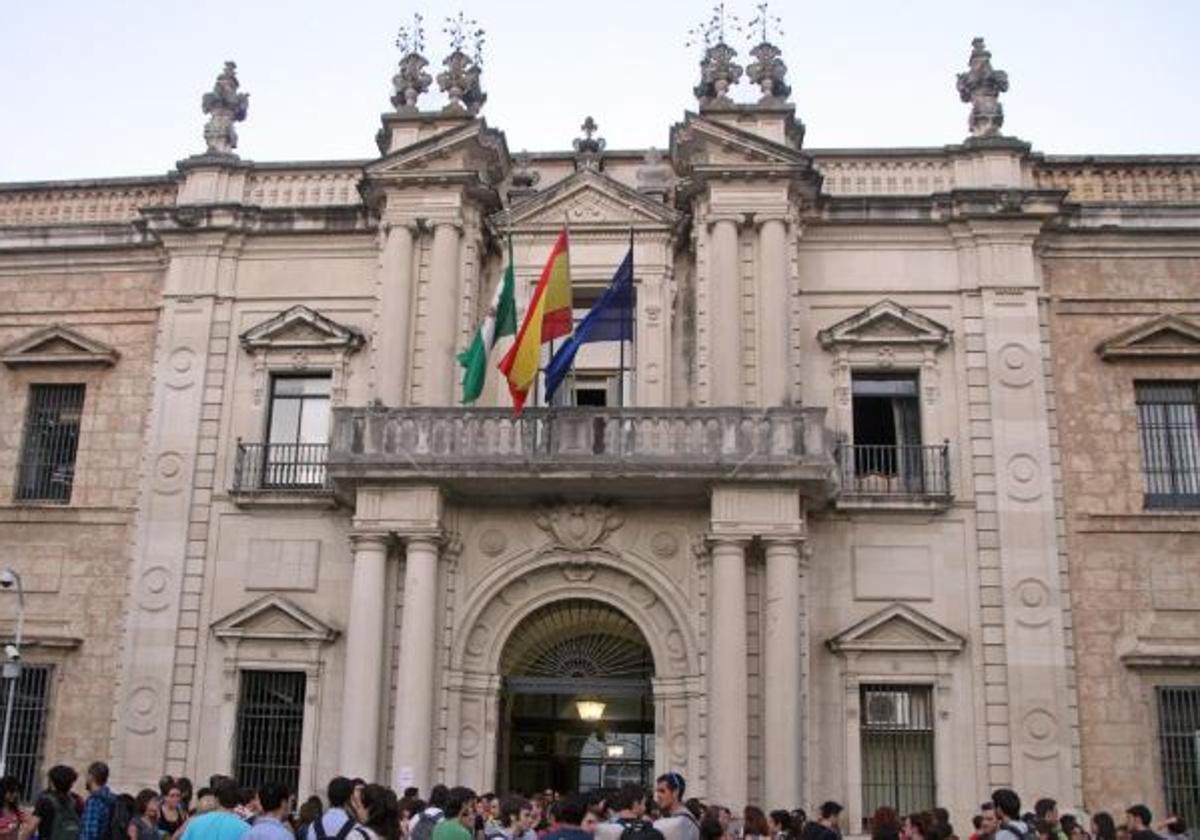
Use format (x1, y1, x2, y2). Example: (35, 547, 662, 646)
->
(576, 699, 606, 721)
(605, 744, 626, 758)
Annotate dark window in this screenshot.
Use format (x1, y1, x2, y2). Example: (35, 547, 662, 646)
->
(6, 665, 53, 803)
(860, 684, 935, 828)
(263, 375, 330, 487)
(15, 385, 85, 503)
(848, 374, 928, 492)
(234, 670, 305, 794)
(1158, 686, 1200, 828)
(1136, 382, 1200, 509)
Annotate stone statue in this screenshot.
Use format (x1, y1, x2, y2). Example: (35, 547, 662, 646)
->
(745, 2, 790, 103)
(201, 61, 249, 156)
(956, 37, 1009, 138)
(573, 116, 606, 171)
(687, 4, 744, 107)
(438, 13, 486, 114)
(392, 14, 432, 111)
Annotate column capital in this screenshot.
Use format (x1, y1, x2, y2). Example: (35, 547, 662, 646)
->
(348, 530, 393, 551)
(705, 213, 755, 232)
(397, 529, 444, 549)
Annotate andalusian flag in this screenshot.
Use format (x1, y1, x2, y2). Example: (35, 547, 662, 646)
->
(498, 229, 573, 414)
(457, 236, 518, 403)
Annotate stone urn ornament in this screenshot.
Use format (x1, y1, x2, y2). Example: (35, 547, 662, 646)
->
(745, 2, 790, 103)
(391, 13, 432, 111)
(438, 12, 487, 114)
(687, 3, 744, 107)
(201, 61, 249, 155)
(956, 37, 1009, 138)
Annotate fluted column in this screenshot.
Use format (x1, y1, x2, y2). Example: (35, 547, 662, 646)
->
(757, 216, 791, 406)
(339, 532, 391, 779)
(421, 220, 463, 405)
(390, 533, 441, 791)
(375, 222, 416, 406)
(709, 217, 742, 406)
(762, 537, 803, 806)
(707, 536, 749, 808)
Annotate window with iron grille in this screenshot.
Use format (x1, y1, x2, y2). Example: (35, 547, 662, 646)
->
(15, 385, 85, 503)
(860, 684, 935, 827)
(1158, 686, 1200, 828)
(234, 670, 305, 793)
(6, 665, 53, 803)
(1136, 382, 1200, 509)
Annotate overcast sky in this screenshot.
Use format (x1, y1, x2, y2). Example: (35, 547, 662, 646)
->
(2, 0, 1197, 182)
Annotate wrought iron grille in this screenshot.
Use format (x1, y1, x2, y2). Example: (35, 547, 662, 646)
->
(233, 442, 330, 491)
(860, 684, 935, 826)
(5, 665, 53, 803)
(1158, 686, 1200, 827)
(234, 670, 305, 793)
(15, 384, 85, 504)
(837, 443, 951, 497)
(1137, 382, 1200, 509)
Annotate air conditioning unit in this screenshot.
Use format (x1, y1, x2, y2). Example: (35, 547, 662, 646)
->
(865, 689, 911, 728)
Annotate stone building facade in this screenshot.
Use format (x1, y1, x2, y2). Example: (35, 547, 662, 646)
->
(0, 28, 1198, 828)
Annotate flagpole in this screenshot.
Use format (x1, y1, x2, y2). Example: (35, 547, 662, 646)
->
(620, 224, 633, 410)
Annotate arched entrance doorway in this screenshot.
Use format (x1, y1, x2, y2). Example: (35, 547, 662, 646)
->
(497, 599, 655, 794)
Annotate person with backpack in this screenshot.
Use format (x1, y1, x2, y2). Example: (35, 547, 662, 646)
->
(20, 765, 81, 840)
(308, 779, 357, 840)
(596, 785, 661, 840)
(80, 763, 116, 840)
(991, 790, 1033, 840)
(651, 775, 697, 840)
(410, 788, 449, 840)
(128, 790, 161, 840)
(485, 796, 534, 840)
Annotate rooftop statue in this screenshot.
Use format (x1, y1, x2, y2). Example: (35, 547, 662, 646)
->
(956, 37, 1009, 138)
(438, 12, 487, 114)
(392, 13, 432, 111)
(745, 2, 790, 103)
(688, 3, 744, 107)
(201, 61, 249, 156)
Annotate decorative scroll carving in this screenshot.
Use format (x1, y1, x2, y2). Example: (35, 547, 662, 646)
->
(201, 61, 250, 155)
(534, 500, 624, 552)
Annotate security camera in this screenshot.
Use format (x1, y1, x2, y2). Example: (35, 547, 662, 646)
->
(3, 645, 18, 661)
(0, 570, 14, 590)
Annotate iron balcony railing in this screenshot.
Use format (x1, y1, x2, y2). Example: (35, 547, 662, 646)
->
(232, 441, 330, 492)
(329, 406, 835, 487)
(836, 442, 951, 498)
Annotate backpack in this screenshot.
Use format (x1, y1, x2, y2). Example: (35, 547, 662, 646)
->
(411, 813, 441, 840)
(47, 794, 81, 840)
(108, 795, 136, 840)
(1002, 823, 1038, 840)
(619, 819, 665, 840)
(314, 817, 358, 840)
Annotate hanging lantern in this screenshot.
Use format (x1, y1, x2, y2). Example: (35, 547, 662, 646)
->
(576, 699, 606, 721)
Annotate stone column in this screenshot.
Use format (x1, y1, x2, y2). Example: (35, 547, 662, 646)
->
(762, 537, 802, 806)
(708, 217, 742, 406)
(757, 216, 791, 407)
(707, 536, 749, 808)
(339, 532, 391, 779)
(374, 222, 416, 406)
(390, 533, 442, 791)
(420, 220, 463, 406)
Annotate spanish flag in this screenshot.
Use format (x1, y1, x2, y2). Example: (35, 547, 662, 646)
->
(498, 229, 573, 413)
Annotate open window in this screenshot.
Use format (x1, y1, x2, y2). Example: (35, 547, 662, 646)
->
(851, 373, 926, 492)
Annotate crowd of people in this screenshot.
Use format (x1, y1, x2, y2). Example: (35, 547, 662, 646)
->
(0, 762, 1190, 840)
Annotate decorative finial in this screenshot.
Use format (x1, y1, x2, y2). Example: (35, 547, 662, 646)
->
(956, 37, 1009, 138)
(201, 61, 249, 156)
(573, 117, 606, 171)
(391, 14, 432, 111)
(745, 3, 789, 103)
(508, 150, 542, 202)
(437, 12, 487, 114)
(687, 4, 744, 107)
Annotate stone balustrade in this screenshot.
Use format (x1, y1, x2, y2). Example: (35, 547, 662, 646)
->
(1034, 157, 1200, 203)
(0, 181, 177, 226)
(244, 167, 363, 207)
(328, 405, 835, 494)
(812, 154, 955, 195)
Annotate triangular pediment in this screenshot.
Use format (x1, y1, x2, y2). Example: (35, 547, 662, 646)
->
(827, 603, 965, 655)
(212, 594, 338, 644)
(493, 168, 682, 231)
(670, 111, 813, 173)
(240, 305, 365, 353)
(364, 117, 509, 186)
(1, 324, 118, 367)
(818, 300, 952, 350)
(1097, 314, 1200, 361)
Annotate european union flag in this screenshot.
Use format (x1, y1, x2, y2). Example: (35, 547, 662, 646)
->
(544, 248, 633, 403)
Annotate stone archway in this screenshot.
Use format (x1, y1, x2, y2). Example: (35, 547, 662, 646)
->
(441, 551, 703, 791)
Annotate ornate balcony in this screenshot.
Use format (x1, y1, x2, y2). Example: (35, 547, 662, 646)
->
(834, 442, 953, 509)
(328, 406, 836, 499)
